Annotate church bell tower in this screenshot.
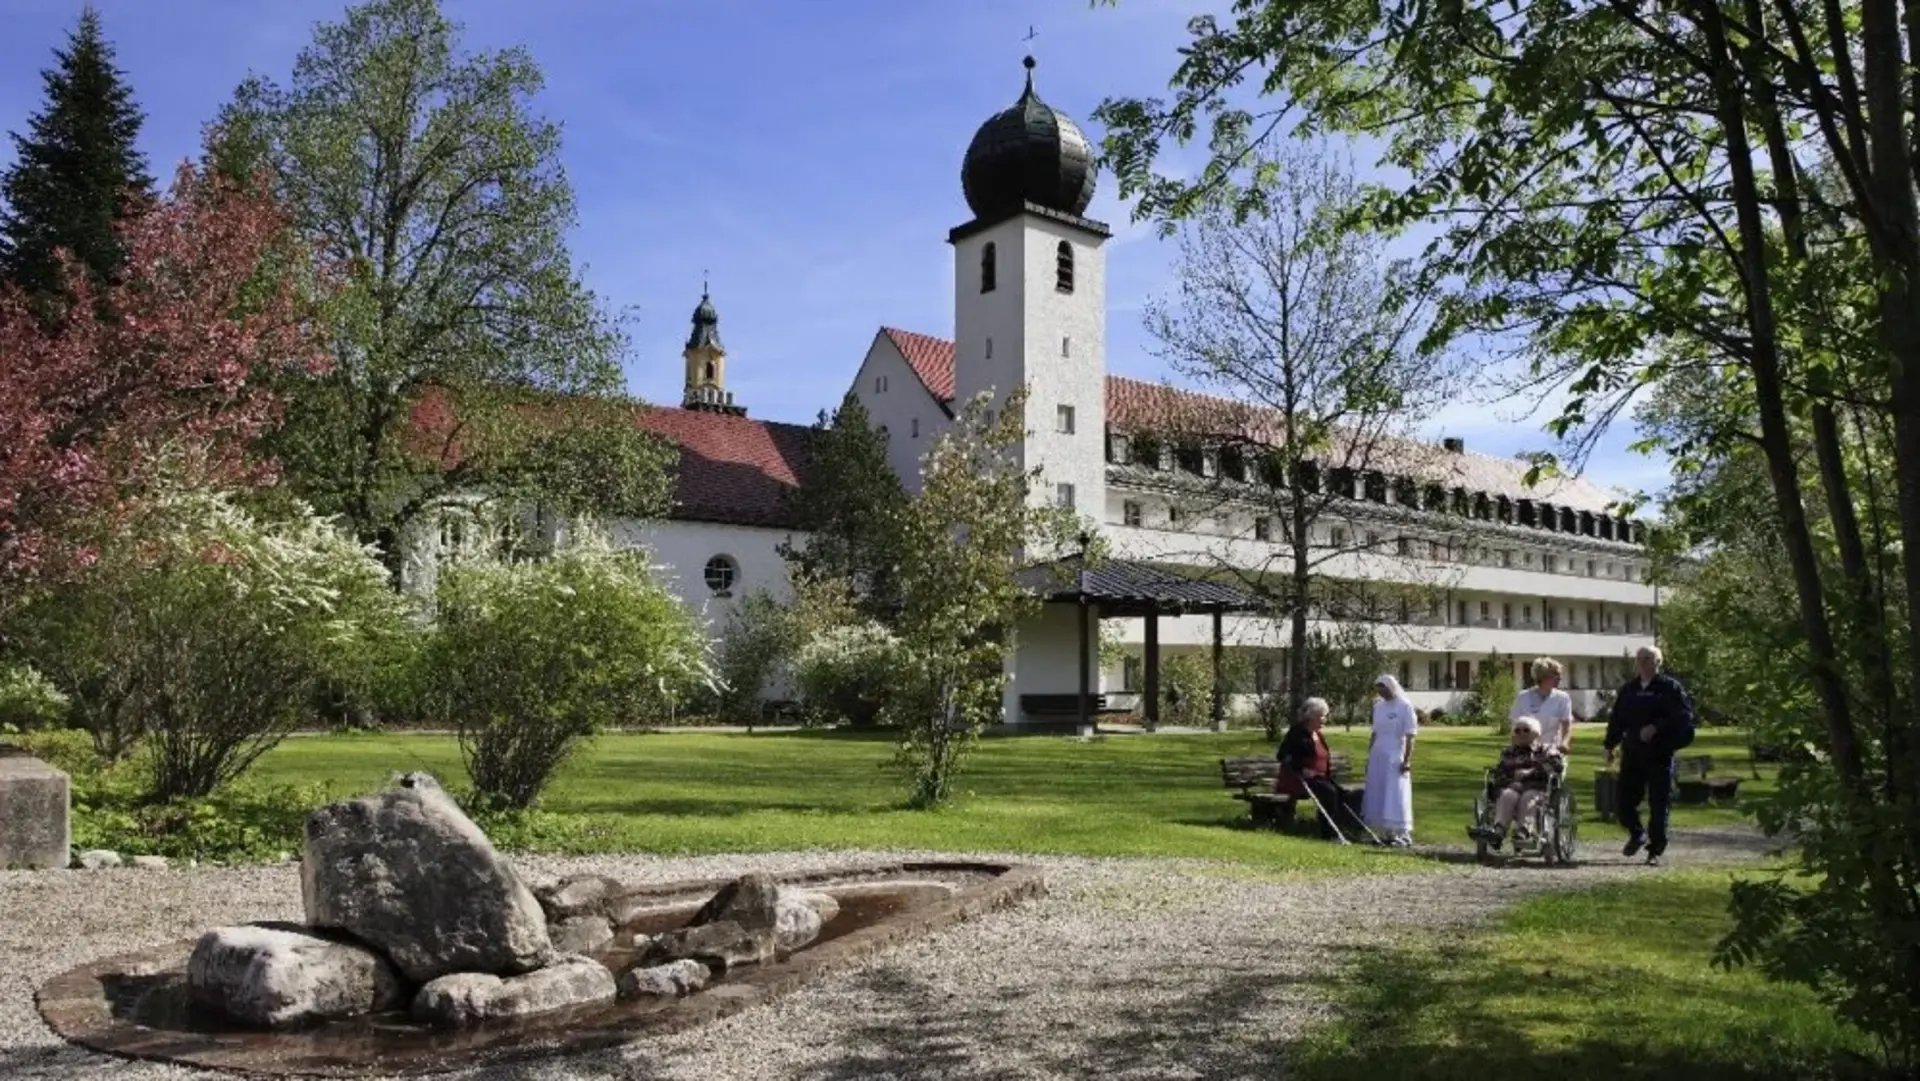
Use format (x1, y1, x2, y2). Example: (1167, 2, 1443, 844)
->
(682, 284, 744, 416)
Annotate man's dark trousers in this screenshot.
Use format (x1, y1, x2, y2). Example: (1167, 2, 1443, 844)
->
(1616, 755, 1675, 856)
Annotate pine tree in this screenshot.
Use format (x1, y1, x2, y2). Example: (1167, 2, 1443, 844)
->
(0, 5, 154, 297)
(779, 390, 910, 617)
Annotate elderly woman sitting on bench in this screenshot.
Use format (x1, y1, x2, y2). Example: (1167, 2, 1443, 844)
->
(1276, 698, 1349, 839)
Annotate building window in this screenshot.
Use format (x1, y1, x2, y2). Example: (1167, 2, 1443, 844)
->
(1626, 563, 1638, 581)
(1457, 601, 1469, 625)
(1055, 240, 1075, 292)
(981, 242, 997, 293)
(1524, 551, 1535, 566)
(1123, 501, 1142, 527)
(1396, 536, 1411, 556)
(1399, 660, 1412, 688)
(1428, 540, 1443, 560)
(1544, 554, 1558, 573)
(704, 360, 716, 382)
(1500, 549, 1512, 568)
(1332, 527, 1348, 547)
(1428, 660, 1443, 690)
(1587, 558, 1597, 576)
(1367, 530, 1382, 549)
(1254, 516, 1272, 541)
(1502, 602, 1512, 626)
(1056, 483, 1075, 509)
(1586, 608, 1596, 632)
(1545, 606, 1557, 630)
(1062, 335, 1071, 358)
(703, 555, 738, 597)
(1056, 404, 1076, 434)
(911, 417, 920, 438)
(1604, 561, 1615, 577)
(1169, 506, 1184, 527)
(1122, 655, 1142, 691)
(1479, 601, 1490, 621)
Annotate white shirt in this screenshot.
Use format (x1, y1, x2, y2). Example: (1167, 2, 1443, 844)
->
(1510, 686, 1574, 749)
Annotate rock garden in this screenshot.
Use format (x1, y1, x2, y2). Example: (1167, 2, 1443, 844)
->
(32, 773, 1041, 1077)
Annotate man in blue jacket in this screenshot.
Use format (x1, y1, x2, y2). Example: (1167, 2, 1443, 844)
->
(1604, 645, 1697, 866)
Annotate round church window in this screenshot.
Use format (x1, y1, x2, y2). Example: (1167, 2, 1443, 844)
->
(703, 555, 738, 597)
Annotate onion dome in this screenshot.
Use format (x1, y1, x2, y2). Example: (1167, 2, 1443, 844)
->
(960, 56, 1097, 221)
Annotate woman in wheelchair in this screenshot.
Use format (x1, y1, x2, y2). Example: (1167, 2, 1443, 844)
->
(1474, 716, 1559, 851)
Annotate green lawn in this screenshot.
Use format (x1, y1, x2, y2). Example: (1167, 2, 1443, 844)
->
(1289, 870, 1874, 1081)
(249, 726, 1770, 868)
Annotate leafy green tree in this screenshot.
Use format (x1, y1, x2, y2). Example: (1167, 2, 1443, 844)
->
(1094, 0, 1920, 1062)
(220, 0, 665, 559)
(0, 5, 153, 298)
(1469, 650, 1517, 732)
(779, 391, 908, 618)
(710, 590, 800, 723)
(1310, 623, 1385, 731)
(884, 388, 1082, 807)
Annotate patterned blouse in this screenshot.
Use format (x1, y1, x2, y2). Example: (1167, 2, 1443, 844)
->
(1493, 743, 1555, 790)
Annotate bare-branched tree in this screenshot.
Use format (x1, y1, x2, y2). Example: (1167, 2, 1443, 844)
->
(1133, 142, 1468, 716)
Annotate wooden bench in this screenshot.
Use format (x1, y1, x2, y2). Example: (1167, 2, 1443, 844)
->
(1219, 755, 1359, 831)
(1019, 694, 1133, 720)
(1674, 754, 1741, 804)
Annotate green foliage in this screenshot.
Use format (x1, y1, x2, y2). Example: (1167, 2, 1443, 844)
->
(425, 523, 715, 811)
(884, 388, 1087, 807)
(710, 591, 799, 723)
(0, 663, 70, 732)
(1468, 650, 1517, 731)
(12, 485, 413, 800)
(1156, 651, 1257, 728)
(1310, 625, 1385, 728)
(225, 0, 654, 550)
(792, 621, 899, 729)
(22, 729, 326, 863)
(778, 391, 909, 618)
(0, 6, 154, 298)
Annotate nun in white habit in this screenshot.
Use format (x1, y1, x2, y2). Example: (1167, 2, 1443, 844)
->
(1362, 674, 1419, 846)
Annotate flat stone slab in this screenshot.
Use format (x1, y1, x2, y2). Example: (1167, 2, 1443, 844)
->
(36, 860, 1044, 1077)
(0, 751, 70, 870)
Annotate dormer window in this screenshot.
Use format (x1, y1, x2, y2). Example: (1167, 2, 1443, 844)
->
(1056, 241, 1075, 293)
(981, 242, 997, 293)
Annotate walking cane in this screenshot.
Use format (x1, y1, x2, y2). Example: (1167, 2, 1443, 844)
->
(1337, 795, 1388, 847)
(1298, 780, 1351, 846)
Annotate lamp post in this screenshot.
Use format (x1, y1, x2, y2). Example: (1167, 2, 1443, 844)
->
(1341, 654, 1354, 730)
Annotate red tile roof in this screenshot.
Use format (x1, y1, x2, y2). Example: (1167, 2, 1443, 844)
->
(634, 407, 812, 529)
(879, 329, 1623, 515)
(404, 387, 813, 530)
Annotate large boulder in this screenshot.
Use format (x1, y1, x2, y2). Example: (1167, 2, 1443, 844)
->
(616, 959, 709, 1000)
(301, 781, 552, 982)
(187, 923, 405, 1028)
(691, 873, 780, 934)
(535, 873, 625, 922)
(774, 899, 823, 952)
(638, 921, 774, 972)
(781, 887, 841, 924)
(550, 915, 614, 956)
(411, 956, 615, 1026)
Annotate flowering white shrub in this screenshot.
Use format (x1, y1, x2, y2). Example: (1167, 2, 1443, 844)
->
(793, 621, 900, 728)
(425, 521, 716, 810)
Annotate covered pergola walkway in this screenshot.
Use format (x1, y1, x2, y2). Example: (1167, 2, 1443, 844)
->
(1015, 556, 1270, 731)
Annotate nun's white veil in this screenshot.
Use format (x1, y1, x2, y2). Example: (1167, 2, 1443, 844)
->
(1375, 674, 1405, 699)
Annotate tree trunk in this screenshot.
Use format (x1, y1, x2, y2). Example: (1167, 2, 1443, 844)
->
(1286, 484, 1311, 721)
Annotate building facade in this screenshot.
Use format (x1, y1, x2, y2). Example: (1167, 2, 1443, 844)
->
(413, 57, 1659, 722)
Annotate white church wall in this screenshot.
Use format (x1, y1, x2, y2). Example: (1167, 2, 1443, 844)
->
(607, 517, 803, 631)
(848, 333, 949, 494)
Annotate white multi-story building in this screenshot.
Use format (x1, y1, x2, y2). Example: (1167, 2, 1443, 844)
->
(411, 57, 1658, 724)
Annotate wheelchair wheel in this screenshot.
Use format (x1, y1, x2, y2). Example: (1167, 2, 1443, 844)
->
(1551, 785, 1580, 865)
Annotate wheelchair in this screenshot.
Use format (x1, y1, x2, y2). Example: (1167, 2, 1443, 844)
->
(1467, 756, 1579, 865)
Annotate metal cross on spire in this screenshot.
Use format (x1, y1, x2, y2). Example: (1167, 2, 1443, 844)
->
(1023, 25, 1039, 44)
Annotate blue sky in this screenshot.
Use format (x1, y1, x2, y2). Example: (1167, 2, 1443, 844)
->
(0, 0, 1667, 498)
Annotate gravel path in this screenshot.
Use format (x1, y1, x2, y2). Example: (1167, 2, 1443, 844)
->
(0, 825, 1783, 1081)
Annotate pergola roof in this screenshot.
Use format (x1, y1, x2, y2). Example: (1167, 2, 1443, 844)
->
(1018, 556, 1269, 617)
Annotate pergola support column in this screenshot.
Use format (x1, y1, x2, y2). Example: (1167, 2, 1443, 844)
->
(1210, 609, 1226, 732)
(1143, 613, 1160, 732)
(1077, 599, 1092, 734)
